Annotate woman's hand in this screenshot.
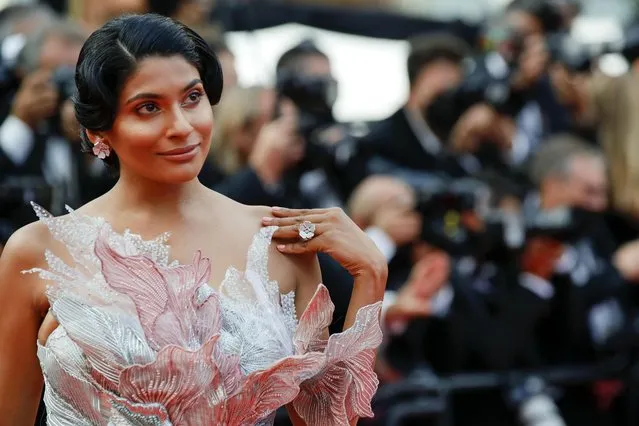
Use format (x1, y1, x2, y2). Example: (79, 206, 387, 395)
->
(262, 206, 388, 287)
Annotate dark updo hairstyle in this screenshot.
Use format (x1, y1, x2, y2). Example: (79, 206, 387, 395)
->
(74, 13, 223, 167)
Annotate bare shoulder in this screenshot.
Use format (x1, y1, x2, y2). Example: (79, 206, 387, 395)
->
(0, 220, 52, 271)
(0, 220, 53, 316)
(229, 202, 320, 291)
(240, 203, 272, 223)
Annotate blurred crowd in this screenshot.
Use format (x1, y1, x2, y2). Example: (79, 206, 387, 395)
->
(4, 0, 639, 425)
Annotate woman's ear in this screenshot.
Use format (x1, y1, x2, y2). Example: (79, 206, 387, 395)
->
(84, 130, 104, 146)
(85, 130, 111, 159)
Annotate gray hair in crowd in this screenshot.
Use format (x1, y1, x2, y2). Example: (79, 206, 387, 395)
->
(0, 3, 57, 41)
(15, 19, 86, 73)
(530, 134, 604, 185)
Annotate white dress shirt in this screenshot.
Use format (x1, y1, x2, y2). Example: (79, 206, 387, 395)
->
(0, 115, 77, 212)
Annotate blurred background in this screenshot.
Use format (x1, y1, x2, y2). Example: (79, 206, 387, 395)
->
(7, 0, 639, 425)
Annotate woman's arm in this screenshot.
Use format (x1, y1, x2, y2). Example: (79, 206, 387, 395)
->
(265, 207, 387, 426)
(285, 253, 368, 426)
(0, 223, 49, 425)
(266, 207, 387, 330)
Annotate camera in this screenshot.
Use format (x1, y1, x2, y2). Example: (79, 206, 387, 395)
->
(51, 65, 76, 102)
(546, 32, 597, 73)
(275, 68, 348, 176)
(47, 65, 76, 137)
(425, 51, 525, 143)
(275, 70, 337, 140)
(414, 178, 502, 257)
(524, 206, 596, 244)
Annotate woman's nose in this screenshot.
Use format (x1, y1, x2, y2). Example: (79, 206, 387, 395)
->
(166, 107, 194, 138)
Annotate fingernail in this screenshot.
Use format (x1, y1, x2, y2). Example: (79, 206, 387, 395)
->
(272, 206, 282, 211)
(262, 217, 272, 224)
(277, 245, 286, 251)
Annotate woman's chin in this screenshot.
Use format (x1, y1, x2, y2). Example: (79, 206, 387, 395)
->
(153, 162, 204, 185)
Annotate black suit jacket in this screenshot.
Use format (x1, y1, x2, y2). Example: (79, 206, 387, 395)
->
(540, 220, 628, 364)
(358, 108, 468, 178)
(385, 263, 550, 375)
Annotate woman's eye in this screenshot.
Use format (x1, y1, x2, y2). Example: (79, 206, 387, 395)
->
(185, 91, 203, 104)
(137, 103, 158, 114)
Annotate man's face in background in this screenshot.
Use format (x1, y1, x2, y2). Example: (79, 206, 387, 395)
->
(542, 154, 608, 213)
(411, 58, 463, 112)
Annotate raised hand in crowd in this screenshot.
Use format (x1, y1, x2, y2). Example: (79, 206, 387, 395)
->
(549, 63, 592, 122)
(248, 99, 304, 186)
(385, 251, 450, 324)
(613, 239, 639, 282)
(60, 99, 82, 143)
(11, 70, 59, 129)
(450, 102, 519, 154)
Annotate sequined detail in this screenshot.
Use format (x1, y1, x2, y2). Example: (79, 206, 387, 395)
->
(27, 203, 382, 425)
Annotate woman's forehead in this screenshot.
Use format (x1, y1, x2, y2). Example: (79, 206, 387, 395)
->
(119, 56, 200, 99)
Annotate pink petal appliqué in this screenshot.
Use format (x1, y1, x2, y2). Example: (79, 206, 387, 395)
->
(293, 299, 383, 425)
(95, 230, 217, 350)
(118, 336, 222, 421)
(212, 352, 325, 425)
(293, 364, 351, 426)
(294, 284, 334, 354)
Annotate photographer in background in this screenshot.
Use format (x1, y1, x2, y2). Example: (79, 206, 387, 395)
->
(426, 0, 580, 175)
(526, 135, 638, 352)
(358, 33, 472, 180)
(271, 39, 367, 207)
(0, 20, 86, 229)
(524, 135, 636, 425)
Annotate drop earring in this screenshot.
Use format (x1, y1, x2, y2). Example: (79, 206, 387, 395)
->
(93, 137, 111, 159)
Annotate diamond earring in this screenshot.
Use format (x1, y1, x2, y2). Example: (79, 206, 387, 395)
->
(93, 138, 111, 160)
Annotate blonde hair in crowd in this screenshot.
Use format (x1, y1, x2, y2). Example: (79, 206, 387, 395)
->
(209, 85, 266, 175)
(589, 72, 639, 217)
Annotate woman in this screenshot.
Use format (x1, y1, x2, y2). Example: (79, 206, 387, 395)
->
(0, 14, 387, 426)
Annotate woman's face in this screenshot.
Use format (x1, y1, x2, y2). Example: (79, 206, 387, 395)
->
(101, 55, 214, 184)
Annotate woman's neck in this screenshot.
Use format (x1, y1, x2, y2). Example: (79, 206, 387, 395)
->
(109, 170, 206, 218)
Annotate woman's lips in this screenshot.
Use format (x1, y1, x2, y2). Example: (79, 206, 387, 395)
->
(158, 143, 201, 162)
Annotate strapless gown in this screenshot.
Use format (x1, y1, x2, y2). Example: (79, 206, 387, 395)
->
(25, 203, 383, 426)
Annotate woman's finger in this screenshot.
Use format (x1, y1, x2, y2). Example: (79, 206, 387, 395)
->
(276, 239, 321, 254)
(271, 206, 329, 217)
(262, 213, 327, 227)
(272, 223, 329, 241)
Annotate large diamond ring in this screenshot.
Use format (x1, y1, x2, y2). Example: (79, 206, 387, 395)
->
(298, 221, 316, 241)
